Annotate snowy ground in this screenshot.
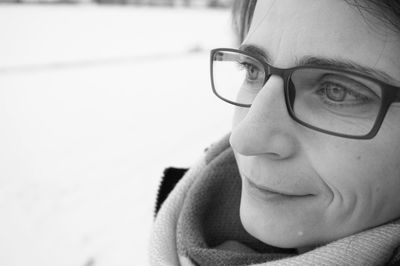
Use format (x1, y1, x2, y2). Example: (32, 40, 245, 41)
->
(0, 5, 234, 266)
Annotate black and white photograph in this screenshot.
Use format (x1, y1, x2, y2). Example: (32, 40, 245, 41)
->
(2, 0, 400, 265)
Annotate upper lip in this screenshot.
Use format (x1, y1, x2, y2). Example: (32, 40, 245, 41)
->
(244, 174, 311, 197)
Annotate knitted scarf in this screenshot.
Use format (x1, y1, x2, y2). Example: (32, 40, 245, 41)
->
(149, 134, 400, 266)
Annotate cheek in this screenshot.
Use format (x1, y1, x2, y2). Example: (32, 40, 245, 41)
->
(308, 139, 400, 225)
(232, 107, 248, 128)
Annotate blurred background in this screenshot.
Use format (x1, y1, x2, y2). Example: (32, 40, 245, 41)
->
(0, 0, 235, 265)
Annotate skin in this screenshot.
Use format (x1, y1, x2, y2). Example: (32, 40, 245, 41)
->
(230, 0, 400, 250)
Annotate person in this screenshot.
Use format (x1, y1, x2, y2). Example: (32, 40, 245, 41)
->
(149, 0, 400, 265)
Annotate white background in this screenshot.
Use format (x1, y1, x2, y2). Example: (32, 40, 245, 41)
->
(0, 5, 234, 265)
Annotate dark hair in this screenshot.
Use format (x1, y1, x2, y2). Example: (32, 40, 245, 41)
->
(232, 0, 400, 44)
(231, 0, 257, 45)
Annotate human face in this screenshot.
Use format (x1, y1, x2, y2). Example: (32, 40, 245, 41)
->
(230, 0, 400, 249)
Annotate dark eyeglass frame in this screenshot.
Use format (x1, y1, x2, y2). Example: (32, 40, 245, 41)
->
(210, 48, 400, 139)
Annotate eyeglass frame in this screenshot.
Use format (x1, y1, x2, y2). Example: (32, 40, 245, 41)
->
(210, 48, 400, 139)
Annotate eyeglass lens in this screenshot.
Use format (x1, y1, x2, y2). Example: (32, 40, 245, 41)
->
(212, 50, 383, 136)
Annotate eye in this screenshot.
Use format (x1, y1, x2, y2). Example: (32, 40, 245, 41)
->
(322, 82, 347, 102)
(314, 76, 380, 107)
(242, 62, 262, 81)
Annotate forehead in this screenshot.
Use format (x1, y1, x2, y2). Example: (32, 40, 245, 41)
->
(245, 0, 400, 83)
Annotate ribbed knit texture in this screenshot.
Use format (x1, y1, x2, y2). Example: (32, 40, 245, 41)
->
(176, 143, 296, 265)
(149, 134, 400, 266)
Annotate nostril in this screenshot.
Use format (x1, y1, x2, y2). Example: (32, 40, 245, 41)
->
(267, 152, 281, 159)
(229, 129, 254, 156)
(229, 131, 242, 153)
(230, 122, 298, 159)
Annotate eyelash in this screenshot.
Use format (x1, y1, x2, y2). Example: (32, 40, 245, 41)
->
(315, 81, 374, 107)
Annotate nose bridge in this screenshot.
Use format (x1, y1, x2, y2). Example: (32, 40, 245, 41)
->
(230, 75, 298, 158)
(253, 75, 288, 120)
(264, 64, 286, 82)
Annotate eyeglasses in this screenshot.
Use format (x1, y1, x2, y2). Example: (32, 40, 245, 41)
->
(210, 48, 400, 139)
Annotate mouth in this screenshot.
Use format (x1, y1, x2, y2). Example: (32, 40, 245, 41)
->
(243, 175, 313, 201)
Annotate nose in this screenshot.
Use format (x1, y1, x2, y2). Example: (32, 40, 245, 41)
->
(230, 76, 298, 159)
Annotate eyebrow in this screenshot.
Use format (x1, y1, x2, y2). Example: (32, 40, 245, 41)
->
(240, 44, 272, 63)
(239, 44, 399, 85)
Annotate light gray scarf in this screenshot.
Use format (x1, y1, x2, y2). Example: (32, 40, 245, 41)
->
(149, 135, 400, 265)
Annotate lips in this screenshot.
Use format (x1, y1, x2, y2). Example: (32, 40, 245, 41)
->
(243, 174, 312, 197)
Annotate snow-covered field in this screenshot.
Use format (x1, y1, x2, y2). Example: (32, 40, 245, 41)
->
(0, 5, 234, 265)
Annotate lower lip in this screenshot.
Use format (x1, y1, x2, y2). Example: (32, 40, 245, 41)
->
(243, 176, 310, 202)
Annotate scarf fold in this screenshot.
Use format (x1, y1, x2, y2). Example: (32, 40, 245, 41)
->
(149, 134, 400, 266)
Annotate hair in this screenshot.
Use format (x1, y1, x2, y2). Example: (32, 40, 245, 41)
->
(231, 0, 257, 45)
(231, 0, 400, 45)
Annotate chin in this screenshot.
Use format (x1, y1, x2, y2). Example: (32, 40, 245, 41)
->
(239, 193, 326, 249)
